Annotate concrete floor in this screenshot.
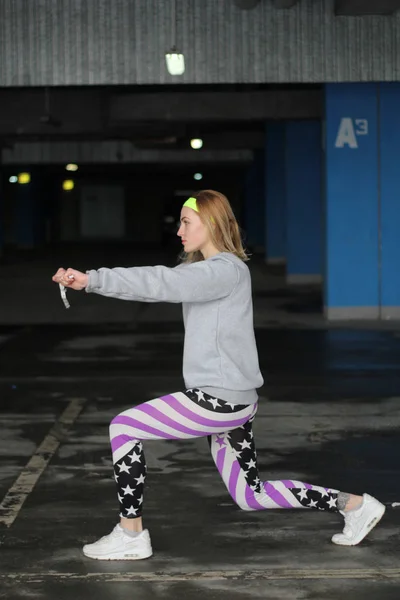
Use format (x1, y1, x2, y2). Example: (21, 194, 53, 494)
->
(1, 246, 400, 599)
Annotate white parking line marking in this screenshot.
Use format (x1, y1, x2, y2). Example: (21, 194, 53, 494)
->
(2, 568, 400, 582)
(0, 398, 86, 527)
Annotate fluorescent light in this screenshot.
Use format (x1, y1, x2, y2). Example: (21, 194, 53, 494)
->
(66, 163, 78, 172)
(190, 138, 203, 150)
(9, 176, 18, 183)
(165, 49, 185, 75)
(194, 173, 203, 180)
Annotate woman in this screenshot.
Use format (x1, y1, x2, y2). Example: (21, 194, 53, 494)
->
(52, 190, 385, 561)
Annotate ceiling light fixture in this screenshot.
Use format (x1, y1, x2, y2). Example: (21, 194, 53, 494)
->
(63, 180, 75, 191)
(194, 173, 203, 180)
(18, 172, 31, 184)
(190, 138, 203, 150)
(165, 0, 185, 76)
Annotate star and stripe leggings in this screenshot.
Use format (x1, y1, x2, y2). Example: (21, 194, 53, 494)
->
(109, 389, 341, 518)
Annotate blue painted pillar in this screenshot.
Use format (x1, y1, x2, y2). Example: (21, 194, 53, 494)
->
(379, 83, 400, 320)
(324, 84, 379, 320)
(285, 121, 322, 284)
(265, 122, 285, 265)
(244, 150, 265, 252)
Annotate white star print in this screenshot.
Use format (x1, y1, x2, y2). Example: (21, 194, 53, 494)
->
(225, 402, 237, 410)
(246, 459, 257, 469)
(138, 495, 143, 505)
(298, 489, 308, 501)
(207, 397, 220, 409)
(126, 505, 138, 516)
(114, 474, 119, 482)
(135, 474, 146, 485)
(254, 476, 260, 485)
(248, 430, 254, 439)
(128, 451, 141, 464)
(195, 390, 205, 402)
(327, 497, 337, 509)
(118, 493, 124, 503)
(250, 484, 259, 491)
(308, 499, 318, 508)
(238, 439, 252, 450)
(319, 489, 329, 498)
(121, 484, 134, 496)
(118, 461, 131, 474)
(232, 449, 242, 459)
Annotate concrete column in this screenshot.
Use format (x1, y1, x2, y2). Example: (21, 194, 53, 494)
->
(0, 169, 3, 259)
(324, 83, 379, 320)
(285, 120, 322, 284)
(244, 150, 265, 252)
(14, 170, 46, 249)
(265, 122, 285, 265)
(379, 83, 400, 320)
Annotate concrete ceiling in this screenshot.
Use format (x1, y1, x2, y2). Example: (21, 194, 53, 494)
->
(335, 0, 400, 15)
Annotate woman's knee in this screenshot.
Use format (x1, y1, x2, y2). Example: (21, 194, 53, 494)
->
(109, 411, 128, 438)
(234, 498, 253, 511)
(109, 410, 142, 441)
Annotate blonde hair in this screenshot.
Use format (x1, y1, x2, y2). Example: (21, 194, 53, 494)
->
(179, 190, 249, 264)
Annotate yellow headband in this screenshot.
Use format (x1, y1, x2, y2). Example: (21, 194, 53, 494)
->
(182, 196, 215, 223)
(182, 197, 198, 212)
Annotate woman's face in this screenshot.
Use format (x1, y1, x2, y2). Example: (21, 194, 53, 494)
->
(177, 207, 210, 254)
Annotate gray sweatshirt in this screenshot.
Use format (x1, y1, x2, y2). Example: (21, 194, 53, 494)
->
(85, 252, 264, 405)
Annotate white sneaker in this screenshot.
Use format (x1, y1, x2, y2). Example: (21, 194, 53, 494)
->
(331, 493, 386, 546)
(83, 525, 153, 560)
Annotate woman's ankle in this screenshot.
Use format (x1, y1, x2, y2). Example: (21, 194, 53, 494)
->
(120, 516, 143, 532)
(338, 492, 363, 512)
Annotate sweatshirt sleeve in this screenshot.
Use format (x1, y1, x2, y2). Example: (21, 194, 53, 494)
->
(85, 257, 239, 303)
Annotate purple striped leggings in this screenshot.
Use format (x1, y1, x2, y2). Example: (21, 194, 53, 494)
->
(109, 388, 340, 518)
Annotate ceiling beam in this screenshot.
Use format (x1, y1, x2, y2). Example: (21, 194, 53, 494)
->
(1, 142, 253, 165)
(273, 0, 299, 8)
(335, 0, 400, 15)
(0, 89, 322, 139)
(232, 0, 260, 9)
(110, 90, 322, 123)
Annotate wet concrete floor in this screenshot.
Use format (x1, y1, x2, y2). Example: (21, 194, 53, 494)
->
(0, 249, 400, 599)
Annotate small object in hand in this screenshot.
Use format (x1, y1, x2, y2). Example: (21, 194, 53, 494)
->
(59, 283, 70, 309)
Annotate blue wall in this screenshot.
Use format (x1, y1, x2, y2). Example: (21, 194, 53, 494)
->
(379, 83, 400, 316)
(265, 123, 285, 263)
(286, 120, 322, 281)
(244, 150, 265, 250)
(325, 83, 379, 318)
